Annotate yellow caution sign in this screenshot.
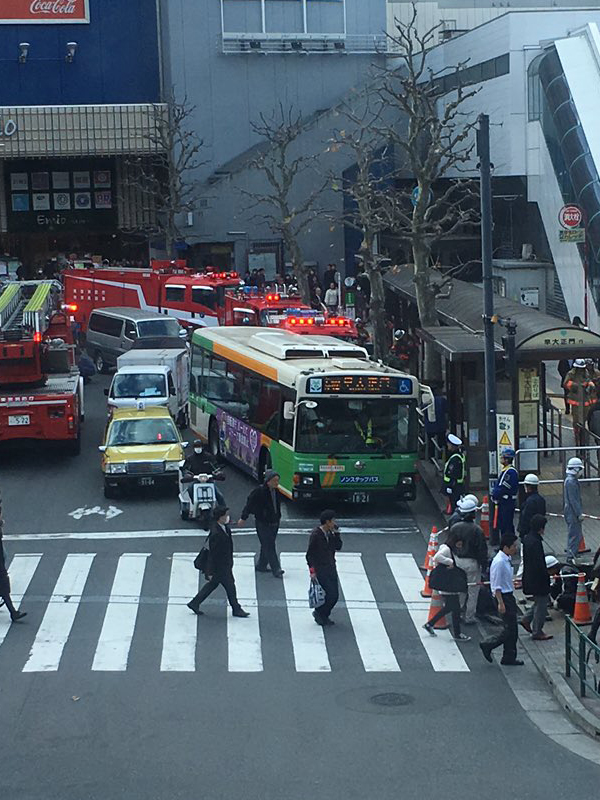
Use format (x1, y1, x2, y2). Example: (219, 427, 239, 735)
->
(499, 431, 512, 447)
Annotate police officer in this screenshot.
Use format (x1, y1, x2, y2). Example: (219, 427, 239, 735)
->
(442, 434, 466, 512)
(492, 447, 519, 540)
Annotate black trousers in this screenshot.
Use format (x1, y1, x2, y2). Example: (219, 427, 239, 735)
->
(190, 569, 240, 610)
(256, 522, 281, 572)
(484, 592, 518, 662)
(0, 591, 17, 617)
(427, 594, 461, 637)
(315, 568, 339, 619)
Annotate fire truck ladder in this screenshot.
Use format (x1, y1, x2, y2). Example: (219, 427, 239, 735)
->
(0, 281, 55, 334)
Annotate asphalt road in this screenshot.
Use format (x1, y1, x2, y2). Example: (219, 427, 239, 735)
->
(1, 376, 600, 799)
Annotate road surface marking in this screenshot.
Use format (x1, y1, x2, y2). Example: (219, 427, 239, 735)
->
(68, 505, 123, 521)
(281, 553, 330, 672)
(92, 554, 150, 672)
(386, 554, 469, 672)
(336, 553, 400, 672)
(229, 554, 263, 672)
(22, 553, 95, 672)
(0, 554, 42, 646)
(160, 553, 199, 672)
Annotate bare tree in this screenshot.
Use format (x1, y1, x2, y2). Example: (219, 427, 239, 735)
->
(241, 105, 326, 302)
(327, 102, 392, 361)
(123, 91, 205, 257)
(374, 4, 480, 378)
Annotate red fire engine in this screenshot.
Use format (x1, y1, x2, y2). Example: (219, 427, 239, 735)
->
(0, 281, 83, 453)
(222, 288, 357, 338)
(62, 260, 241, 332)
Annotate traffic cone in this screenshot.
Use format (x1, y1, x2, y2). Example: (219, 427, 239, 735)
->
(426, 590, 449, 630)
(421, 526, 438, 571)
(480, 496, 490, 540)
(420, 531, 438, 598)
(578, 533, 591, 554)
(573, 573, 592, 625)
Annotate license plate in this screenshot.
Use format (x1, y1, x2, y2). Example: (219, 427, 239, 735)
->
(139, 477, 155, 486)
(351, 492, 370, 504)
(8, 414, 30, 426)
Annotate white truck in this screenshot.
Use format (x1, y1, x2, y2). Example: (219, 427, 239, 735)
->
(106, 347, 189, 427)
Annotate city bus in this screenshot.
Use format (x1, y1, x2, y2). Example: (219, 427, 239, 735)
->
(189, 326, 431, 503)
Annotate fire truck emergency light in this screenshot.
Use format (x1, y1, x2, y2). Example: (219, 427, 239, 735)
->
(266, 294, 280, 302)
(33, 332, 42, 343)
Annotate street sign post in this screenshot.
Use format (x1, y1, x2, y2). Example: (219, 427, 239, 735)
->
(559, 204, 583, 229)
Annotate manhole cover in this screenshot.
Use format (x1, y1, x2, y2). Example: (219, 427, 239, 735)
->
(370, 692, 413, 707)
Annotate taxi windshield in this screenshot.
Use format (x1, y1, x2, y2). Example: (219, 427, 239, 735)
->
(107, 418, 179, 446)
(112, 373, 166, 399)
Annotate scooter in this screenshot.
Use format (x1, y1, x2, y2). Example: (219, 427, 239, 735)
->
(178, 465, 226, 528)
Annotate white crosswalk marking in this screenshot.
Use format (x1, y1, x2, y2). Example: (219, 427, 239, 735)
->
(92, 553, 150, 672)
(160, 553, 199, 672)
(0, 554, 42, 646)
(229, 554, 262, 672)
(386, 553, 470, 673)
(281, 553, 330, 672)
(336, 553, 400, 672)
(23, 553, 95, 672)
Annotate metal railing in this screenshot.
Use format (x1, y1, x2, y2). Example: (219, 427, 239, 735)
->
(565, 616, 600, 699)
(220, 33, 388, 55)
(539, 399, 563, 454)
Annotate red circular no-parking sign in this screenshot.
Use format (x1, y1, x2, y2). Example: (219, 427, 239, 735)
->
(559, 204, 583, 229)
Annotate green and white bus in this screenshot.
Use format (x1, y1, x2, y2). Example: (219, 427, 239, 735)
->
(189, 327, 430, 503)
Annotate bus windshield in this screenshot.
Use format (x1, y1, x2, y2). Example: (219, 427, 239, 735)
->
(137, 318, 181, 338)
(297, 398, 417, 454)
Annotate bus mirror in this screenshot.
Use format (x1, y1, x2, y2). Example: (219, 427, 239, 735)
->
(305, 401, 318, 410)
(420, 384, 436, 423)
(283, 401, 296, 420)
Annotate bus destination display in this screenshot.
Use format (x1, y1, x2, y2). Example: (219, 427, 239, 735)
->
(306, 375, 413, 395)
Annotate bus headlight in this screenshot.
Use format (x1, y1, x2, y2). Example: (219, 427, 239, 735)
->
(301, 476, 314, 486)
(399, 476, 414, 485)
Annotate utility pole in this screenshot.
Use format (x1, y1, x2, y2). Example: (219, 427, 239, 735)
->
(477, 114, 498, 498)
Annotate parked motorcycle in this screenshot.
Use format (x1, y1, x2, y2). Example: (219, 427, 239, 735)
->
(178, 465, 226, 529)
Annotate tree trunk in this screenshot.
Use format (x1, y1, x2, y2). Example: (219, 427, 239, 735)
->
(366, 266, 388, 362)
(412, 241, 442, 383)
(287, 235, 310, 304)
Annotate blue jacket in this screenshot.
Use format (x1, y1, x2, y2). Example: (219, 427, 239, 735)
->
(492, 465, 519, 503)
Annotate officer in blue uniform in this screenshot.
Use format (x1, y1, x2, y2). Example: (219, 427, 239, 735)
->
(492, 447, 519, 541)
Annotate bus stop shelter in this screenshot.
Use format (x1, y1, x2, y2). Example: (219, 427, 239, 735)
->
(384, 267, 600, 486)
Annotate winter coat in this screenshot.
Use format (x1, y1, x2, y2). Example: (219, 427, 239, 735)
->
(522, 531, 550, 596)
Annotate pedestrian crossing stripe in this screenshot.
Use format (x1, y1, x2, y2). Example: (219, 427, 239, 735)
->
(1, 551, 473, 675)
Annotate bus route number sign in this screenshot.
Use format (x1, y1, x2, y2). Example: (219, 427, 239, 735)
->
(306, 375, 413, 394)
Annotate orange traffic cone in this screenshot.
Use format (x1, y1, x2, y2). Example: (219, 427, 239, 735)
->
(578, 534, 591, 554)
(426, 590, 448, 630)
(421, 531, 438, 598)
(422, 526, 438, 571)
(480, 496, 490, 540)
(573, 573, 592, 625)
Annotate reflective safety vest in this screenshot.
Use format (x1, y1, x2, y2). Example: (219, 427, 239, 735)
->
(355, 419, 376, 445)
(443, 452, 466, 485)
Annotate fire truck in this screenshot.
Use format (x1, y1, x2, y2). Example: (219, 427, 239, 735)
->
(0, 281, 84, 453)
(222, 287, 358, 339)
(62, 260, 241, 332)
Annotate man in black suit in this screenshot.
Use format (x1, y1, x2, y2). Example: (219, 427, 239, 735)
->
(187, 506, 249, 617)
(0, 498, 26, 623)
(306, 509, 343, 626)
(520, 514, 552, 641)
(238, 469, 284, 578)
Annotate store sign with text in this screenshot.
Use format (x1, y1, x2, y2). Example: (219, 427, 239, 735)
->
(0, 0, 89, 23)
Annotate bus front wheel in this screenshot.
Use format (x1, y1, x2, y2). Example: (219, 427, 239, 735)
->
(208, 418, 221, 459)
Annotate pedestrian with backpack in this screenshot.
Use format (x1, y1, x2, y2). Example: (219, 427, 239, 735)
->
(187, 506, 250, 618)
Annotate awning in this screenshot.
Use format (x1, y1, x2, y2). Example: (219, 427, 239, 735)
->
(417, 326, 503, 362)
(0, 104, 167, 158)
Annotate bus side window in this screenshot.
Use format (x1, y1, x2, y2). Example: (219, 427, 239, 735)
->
(190, 342, 203, 394)
(280, 389, 295, 445)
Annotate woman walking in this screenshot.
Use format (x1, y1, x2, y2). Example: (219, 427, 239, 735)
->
(423, 531, 470, 641)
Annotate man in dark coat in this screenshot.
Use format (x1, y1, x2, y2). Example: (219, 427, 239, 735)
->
(306, 509, 342, 626)
(520, 514, 552, 640)
(187, 506, 249, 617)
(0, 501, 27, 623)
(517, 473, 546, 540)
(238, 469, 284, 577)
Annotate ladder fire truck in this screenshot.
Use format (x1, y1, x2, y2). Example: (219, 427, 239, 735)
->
(222, 287, 358, 339)
(0, 281, 83, 453)
(62, 260, 241, 332)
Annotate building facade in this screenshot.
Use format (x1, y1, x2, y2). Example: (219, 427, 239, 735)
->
(0, 0, 162, 271)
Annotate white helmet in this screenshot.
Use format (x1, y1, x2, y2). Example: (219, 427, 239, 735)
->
(545, 555, 560, 569)
(457, 494, 479, 513)
(574, 359, 586, 368)
(567, 456, 584, 470)
(523, 473, 539, 486)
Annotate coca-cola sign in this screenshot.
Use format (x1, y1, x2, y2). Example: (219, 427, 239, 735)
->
(0, 0, 89, 23)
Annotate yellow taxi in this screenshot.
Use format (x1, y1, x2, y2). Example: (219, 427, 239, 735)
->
(100, 405, 187, 498)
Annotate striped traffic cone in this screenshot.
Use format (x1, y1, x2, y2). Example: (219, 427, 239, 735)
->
(573, 573, 592, 625)
(578, 533, 591, 554)
(420, 531, 438, 598)
(426, 590, 449, 630)
(480, 496, 490, 540)
(421, 526, 438, 571)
